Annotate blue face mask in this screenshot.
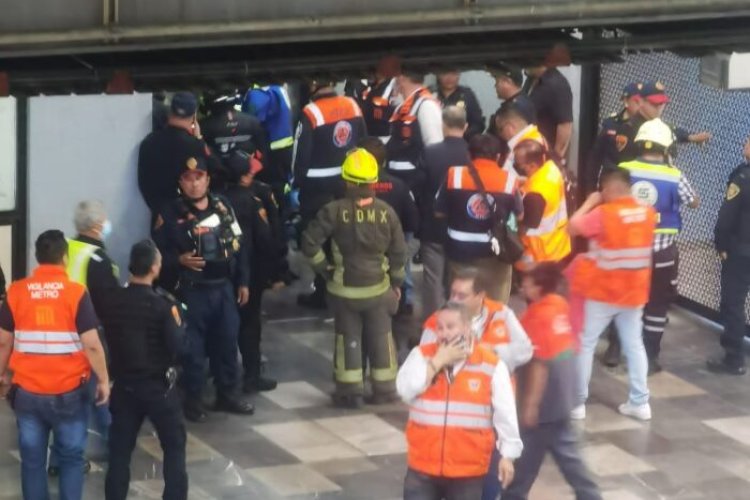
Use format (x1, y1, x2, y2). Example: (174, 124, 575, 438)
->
(101, 220, 113, 240)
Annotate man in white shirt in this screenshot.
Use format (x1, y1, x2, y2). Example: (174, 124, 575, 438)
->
(398, 302, 522, 500)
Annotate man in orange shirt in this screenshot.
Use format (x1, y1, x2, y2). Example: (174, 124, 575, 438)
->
(569, 169, 656, 421)
(504, 263, 601, 500)
(398, 302, 521, 499)
(0, 230, 109, 500)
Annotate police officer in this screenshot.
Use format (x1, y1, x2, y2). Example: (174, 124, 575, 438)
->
(586, 82, 642, 193)
(102, 240, 188, 500)
(620, 119, 699, 375)
(301, 149, 407, 408)
(138, 92, 222, 217)
(293, 79, 367, 309)
(201, 91, 269, 191)
(221, 152, 288, 393)
(487, 62, 536, 137)
(435, 68, 485, 140)
(708, 135, 750, 376)
(153, 155, 254, 422)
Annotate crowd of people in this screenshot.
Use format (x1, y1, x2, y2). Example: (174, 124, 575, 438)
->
(0, 50, 748, 500)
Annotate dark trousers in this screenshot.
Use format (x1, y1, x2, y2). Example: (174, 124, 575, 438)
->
(181, 282, 241, 398)
(504, 420, 601, 500)
(105, 380, 187, 500)
(404, 468, 484, 500)
(642, 244, 679, 360)
(238, 282, 265, 380)
(719, 255, 750, 367)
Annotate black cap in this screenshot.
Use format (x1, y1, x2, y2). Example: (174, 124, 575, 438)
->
(488, 63, 523, 87)
(225, 150, 263, 181)
(622, 82, 642, 99)
(639, 81, 670, 104)
(170, 92, 198, 118)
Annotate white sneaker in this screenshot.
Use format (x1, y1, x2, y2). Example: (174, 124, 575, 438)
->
(618, 402, 652, 421)
(570, 404, 586, 420)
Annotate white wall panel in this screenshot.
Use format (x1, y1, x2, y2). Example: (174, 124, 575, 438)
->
(27, 94, 152, 278)
(0, 97, 16, 212)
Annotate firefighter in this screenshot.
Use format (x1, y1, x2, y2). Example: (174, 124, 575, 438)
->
(293, 79, 367, 309)
(619, 119, 700, 375)
(301, 149, 407, 408)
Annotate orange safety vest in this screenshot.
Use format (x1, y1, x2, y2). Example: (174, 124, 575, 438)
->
(406, 343, 498, 478)
(421, 299, 511, 349)
(585, 197, 656, 307)
(7, 265, 91, 394)
(518, 160, 571, 271)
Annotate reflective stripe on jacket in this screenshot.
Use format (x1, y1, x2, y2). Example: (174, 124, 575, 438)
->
(406, 342, 497, 478)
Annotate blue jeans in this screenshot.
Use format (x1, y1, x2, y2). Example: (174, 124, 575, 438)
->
(402, 232, 415, 305)
(14, 385, 89, 500)
(578, 300, 649, 406)
(49, 375, 111, 467)
(482, 447, 501, 500)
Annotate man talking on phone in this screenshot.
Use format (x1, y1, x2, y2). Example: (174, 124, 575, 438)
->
(397, 302, 522, 500)
(138, 92, 223, 222)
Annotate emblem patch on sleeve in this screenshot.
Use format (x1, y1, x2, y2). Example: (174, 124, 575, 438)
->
(727, 182, 740, 201)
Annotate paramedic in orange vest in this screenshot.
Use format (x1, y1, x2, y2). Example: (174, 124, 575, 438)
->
(419, 267, 532, 372)
(292, 79, 367, 309)
(569, 168, 656, 422)
(0, 230, 109, 500)
(398, 302, 522, 499)
(514, 137, 571, 272)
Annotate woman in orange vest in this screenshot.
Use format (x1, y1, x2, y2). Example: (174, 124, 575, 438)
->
(504, 263, 602, 500)
(568, 168, 656, 422)
(397, 302, 522, 500)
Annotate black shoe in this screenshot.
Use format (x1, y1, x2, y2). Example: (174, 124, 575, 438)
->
(332, 394, 365, 409)
(365, 393, 399, 405)
(648, 358, 663, 376)
(297, 292, 327, 310)
(706, 358, 747, 376)
(601, 341, 621, 368)
(397, 303, 414, 317)
(243, 376, 278, 393)
(215, 394, 256, 415)
(184, 398, 209, 423)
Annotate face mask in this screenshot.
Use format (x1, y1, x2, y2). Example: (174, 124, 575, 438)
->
(101, 220, 113, 240)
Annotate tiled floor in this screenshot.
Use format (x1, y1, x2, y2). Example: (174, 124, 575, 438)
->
(2, 262, 750, 499)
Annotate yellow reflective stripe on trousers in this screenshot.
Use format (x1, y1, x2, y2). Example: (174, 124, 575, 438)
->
(371, 333, 397, 382)
(334, 333, 364, 384)
(327, 278, 391, 300)
(270, 137, 294, 150)
(310, 250, 327, 266)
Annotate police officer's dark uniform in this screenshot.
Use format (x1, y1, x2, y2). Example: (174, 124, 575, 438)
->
(437, 84, 485, 140)
(293, 84, 367, 308)
(360, 78, 398, 141)
(138, 92, 222, 217)
(101, 241, 188, 500)
(301, 149, 406, 407)
(153, 157, 254, 422)
(0, 263, 6, 301)
(486, 63, 536, 139)
(709, 155, 750, 375)
(201, 93, 269, 191)
(221, 154, 288, 393)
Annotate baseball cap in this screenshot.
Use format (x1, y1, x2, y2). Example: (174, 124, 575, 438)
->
(226, 150, 264, 181)
(488, 63, 523, 87)
(622, 82, 642, 99)
(170, 92, 198, 118)
(639, 81, 670, 104)
(180, 155, 208, 177)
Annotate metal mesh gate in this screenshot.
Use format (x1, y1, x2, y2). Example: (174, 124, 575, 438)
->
(599, 52, 750, 316)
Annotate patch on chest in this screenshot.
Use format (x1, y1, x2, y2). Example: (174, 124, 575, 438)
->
(468, 379, 482, 393)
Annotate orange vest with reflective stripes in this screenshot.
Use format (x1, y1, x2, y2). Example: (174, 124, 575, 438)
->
(585, 197, 656, 307)
(7, 265, 91, 394)
(518, 160, 571, 271)
(406, 343, 498, 477)
(421, 299, 510, 349)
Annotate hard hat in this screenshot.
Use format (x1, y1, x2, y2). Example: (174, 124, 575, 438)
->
(634, 118, 674, 149)
(342, 148, 379, 184)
